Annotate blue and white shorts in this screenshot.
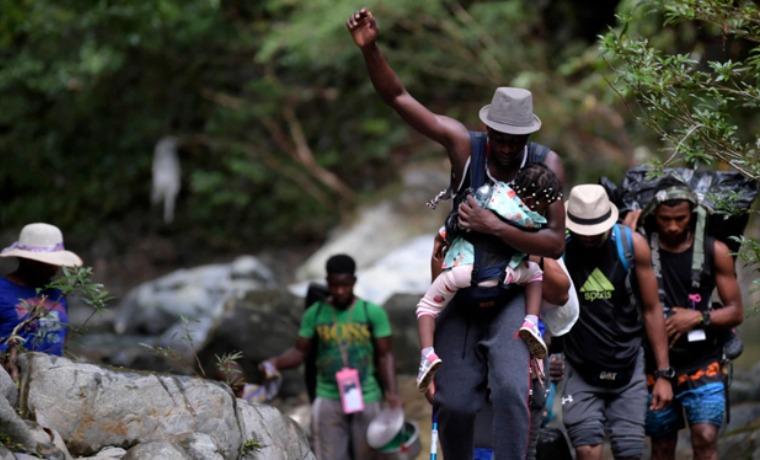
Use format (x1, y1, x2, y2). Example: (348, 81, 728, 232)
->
(645, 381, 725, 437)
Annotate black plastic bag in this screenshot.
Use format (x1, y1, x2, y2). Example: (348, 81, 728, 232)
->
(536, 427, 573, 460)
(601, 167, 759, 253)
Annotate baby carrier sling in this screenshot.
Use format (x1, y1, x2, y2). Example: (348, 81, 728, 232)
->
(302, 284, 380, 403)
(443, 132, 550, 308)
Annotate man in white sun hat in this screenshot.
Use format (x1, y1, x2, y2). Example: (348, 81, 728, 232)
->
(0, 223, 82, 356)
(559, 185, 673, 460)
(348, 8, 568, 459)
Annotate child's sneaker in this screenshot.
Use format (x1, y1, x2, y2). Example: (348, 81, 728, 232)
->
(416, 352, 442, 392)
(519, 319, 547, 359)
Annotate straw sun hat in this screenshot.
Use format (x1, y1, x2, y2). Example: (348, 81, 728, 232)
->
(565, 184, 619, 236)
(0, 223, 82, 267)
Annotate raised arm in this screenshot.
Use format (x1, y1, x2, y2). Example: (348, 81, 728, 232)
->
(347, 8, 470, 173)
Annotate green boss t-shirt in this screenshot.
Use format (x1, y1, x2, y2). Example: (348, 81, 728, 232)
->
(298, 299, 391, 402)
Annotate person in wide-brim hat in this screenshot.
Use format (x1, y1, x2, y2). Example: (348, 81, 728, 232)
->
(0, 223, 82, 267)
(0, 223, 81, 357)
(478, 87, 542, 135)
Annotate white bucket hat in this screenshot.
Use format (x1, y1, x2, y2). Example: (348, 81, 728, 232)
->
(0, 223, 82, 267)
(479, 87, 542, 135)
(565, 184, 619, 236)
(366, 407, 404, 449)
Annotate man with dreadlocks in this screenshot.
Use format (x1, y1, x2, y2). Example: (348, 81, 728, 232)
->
(415, 164, 563, 391)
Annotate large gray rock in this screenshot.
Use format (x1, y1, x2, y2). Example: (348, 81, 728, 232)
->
(114, 256, 277, 337)
(175, 433, 224, 460)
(236, 400, 315, 460)
(0, 365, 17, 407)
(75, 447, 127, 459)
(0, 446, 13, 460)
(123, 441, 187, 460)
(18, 353, 241, 457)
(0, 378, 70, 459)
(16, 353, 313, 459)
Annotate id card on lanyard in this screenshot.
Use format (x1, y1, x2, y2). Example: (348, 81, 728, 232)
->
(333, 304, 365, 414)
(687, 293, 706, 342)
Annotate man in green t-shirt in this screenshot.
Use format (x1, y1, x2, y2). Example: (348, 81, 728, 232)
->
(261, 254, 401, 460)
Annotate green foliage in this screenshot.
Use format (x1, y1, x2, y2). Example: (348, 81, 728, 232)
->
(6, 265, 111, 350)
(46, 266, 111, 312)
(240, 436, 263, 456)
(215, 350, 245, 388)
(601, 0, 760, 307)
(1, 0, 622, 253)
(600, 0, 760, 178)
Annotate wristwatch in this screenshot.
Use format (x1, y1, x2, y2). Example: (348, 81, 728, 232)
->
(654, 367, 676, 380)
(701, 310, 711, 327)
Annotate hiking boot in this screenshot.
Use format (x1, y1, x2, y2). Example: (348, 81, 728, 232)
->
(519, 320, 547, 359)
(416, 352, 442, 392)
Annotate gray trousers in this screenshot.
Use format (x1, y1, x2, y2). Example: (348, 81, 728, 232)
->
(562, 350, 647, 459)
(311, 397, 381, 460)
(434, 292, 530, 460)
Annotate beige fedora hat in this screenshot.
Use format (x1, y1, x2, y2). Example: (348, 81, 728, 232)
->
(1, 223, 82, 267)
(479, 87, 542, 135)
(565, 184, 619, 236)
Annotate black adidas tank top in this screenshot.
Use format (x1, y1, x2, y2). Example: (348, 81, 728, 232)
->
(564, 236, 642, 379)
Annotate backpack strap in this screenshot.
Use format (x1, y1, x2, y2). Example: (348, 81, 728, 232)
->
(650, 204, 709, 307)
(650, 233, 667, 305)
(305, 301, 324, 403)
(613, 224, 638, 310)
(612, 224, 634, 272)
(691, 206, 708, 290)
(526, 142, 550, 165)
(361, 299, 373, 338)
(442, 132, 486, 242)
(467, 132, 517, 289)
(469, 131, 488, 190)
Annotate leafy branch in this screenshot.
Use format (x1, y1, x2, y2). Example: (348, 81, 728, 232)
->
(2, 266, 112, 381)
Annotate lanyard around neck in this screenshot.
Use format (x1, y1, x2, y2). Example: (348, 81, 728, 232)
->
(330, 301, 357, 368)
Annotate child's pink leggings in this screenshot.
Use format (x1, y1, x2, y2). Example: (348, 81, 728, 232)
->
(416, 262, 542, 318)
